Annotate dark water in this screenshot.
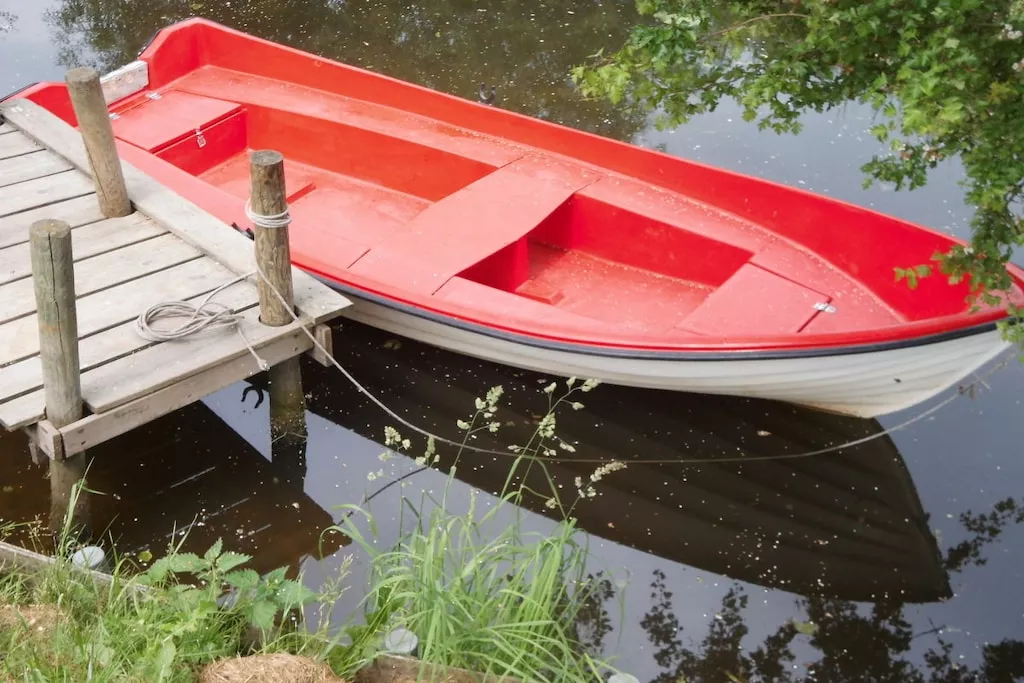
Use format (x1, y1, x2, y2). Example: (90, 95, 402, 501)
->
(2, 1, 1024, 680)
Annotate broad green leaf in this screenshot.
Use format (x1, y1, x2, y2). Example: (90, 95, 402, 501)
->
(225, 569, 261, 592)
(216, 551, 251, 573)
(167, 552, 206, 574)
(276, 579, 317, 607)
(248, 599, 278, 630)
(793, 620, 819, 636)
(204, 539, 224, 563)
(152, 639, 177, 681)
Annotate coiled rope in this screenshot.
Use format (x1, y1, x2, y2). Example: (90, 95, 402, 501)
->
(134, 273, 269, 371)
(132, 201, 293, 368)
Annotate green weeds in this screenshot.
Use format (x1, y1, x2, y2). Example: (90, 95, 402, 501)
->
(0, 485, 342, 682)
(332, 378, 628, 681)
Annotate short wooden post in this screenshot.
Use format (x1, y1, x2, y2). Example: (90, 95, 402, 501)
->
(64, 66, 131, 218)
(249, 150, 307, 441)
(30, 219, 91, 538)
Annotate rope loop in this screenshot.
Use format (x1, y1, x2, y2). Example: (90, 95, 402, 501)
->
(134, 273, 269, 371)
(244, 199, 291, 230)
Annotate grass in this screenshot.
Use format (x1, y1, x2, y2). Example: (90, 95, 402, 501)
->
(331, 378, 627, 682)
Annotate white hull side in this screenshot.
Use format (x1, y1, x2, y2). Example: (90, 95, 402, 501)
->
(337, 298, 1010, 418)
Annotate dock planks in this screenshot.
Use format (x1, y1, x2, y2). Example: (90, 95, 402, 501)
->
(0, 131, 42, 160)
(0, 195, 105, 249)
(0, 103, 349, 455)
(0, 150, 73, 188)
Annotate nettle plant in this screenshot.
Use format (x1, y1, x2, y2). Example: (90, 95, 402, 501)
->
(573, 0, 1024, 337)
(137, 538, 318, 634)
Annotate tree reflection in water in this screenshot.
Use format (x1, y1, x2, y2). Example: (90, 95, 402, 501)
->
(0, 11, 16, 33)
(43, 0, 645, 140)
(568, 498, 1024, 682)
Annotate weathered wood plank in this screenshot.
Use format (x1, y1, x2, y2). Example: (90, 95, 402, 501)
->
(0, 150, 73, 188)
(0, 195, 104, 250)
(0, 256, 240, 368)
(82, 307, 311, 413)
(0, 131, 43, 160)
(0, 541, 114, 585)
(0, 213, 165, 287)
(1, 100, 348, 324)
(0, 170, 94, 219)
(0, 234, 201, 322)
(0, 292, 260, 423)
(57, 325, 312, 456)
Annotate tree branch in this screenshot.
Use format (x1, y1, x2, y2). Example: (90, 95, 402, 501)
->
(705, 12, 809, 41)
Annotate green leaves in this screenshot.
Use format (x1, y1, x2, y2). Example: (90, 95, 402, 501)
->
(216, 551, 251, 573)
(895, 264, 933, 290)
(572, 0, 1024, 311)
(246, 600, 279, 631)
(275, 579, 317, 607)
(225, 569, 260, 592)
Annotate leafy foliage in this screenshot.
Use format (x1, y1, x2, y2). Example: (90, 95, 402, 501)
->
(0, 535, 328, 681)
(573, 0, 1024, 318)
(136, 538, 317, 633)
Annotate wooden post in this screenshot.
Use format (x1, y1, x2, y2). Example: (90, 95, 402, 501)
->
(64, 67, 131, 218)
(249, 150, 307, 441)
(30, 219, 91, 539)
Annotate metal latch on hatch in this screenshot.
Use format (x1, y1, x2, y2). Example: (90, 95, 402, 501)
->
(195, 126, 206, 148)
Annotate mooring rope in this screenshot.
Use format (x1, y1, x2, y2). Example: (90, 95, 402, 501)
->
(244, 200, 291, 229)
(136, 197, 1011, 467)
(248, 262, 1013, 466)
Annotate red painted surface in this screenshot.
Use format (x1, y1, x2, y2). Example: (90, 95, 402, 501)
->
(13, 18, 1024, 354)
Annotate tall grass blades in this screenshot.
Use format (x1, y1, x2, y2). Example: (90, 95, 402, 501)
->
(332, 378, 627, 682)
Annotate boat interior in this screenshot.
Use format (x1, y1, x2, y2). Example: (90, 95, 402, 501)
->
(24, 19, 1017, 347)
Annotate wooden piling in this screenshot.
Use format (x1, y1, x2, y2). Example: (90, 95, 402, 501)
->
(64, 67, 131, 218)
(249, 150, 307, 440)
(29, 219, 90, 537)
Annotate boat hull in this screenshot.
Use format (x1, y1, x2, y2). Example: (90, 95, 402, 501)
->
(330, 286, 1010, 418)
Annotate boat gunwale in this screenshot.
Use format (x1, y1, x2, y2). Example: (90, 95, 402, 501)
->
(322, 276, 1012, 361)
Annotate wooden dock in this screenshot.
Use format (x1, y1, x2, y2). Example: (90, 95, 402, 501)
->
(0, 92, 349, 462)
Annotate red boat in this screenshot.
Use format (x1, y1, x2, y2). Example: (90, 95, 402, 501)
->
(9, 18, 1023, 417)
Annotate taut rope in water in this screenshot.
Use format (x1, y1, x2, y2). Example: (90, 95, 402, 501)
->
(135, 217, 1012, 466)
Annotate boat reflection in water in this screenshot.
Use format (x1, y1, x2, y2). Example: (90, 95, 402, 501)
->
(1, 314, 950, 608)
(266, 319, 951, 606)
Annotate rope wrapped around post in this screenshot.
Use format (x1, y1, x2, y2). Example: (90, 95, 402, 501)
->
(244, 200, 292, 230)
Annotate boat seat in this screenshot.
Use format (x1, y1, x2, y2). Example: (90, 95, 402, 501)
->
(435, 276, 604, 336)
(678, 264, 831, 336)
(111, 90, 241, 152)
(348, 154, 602, 295)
